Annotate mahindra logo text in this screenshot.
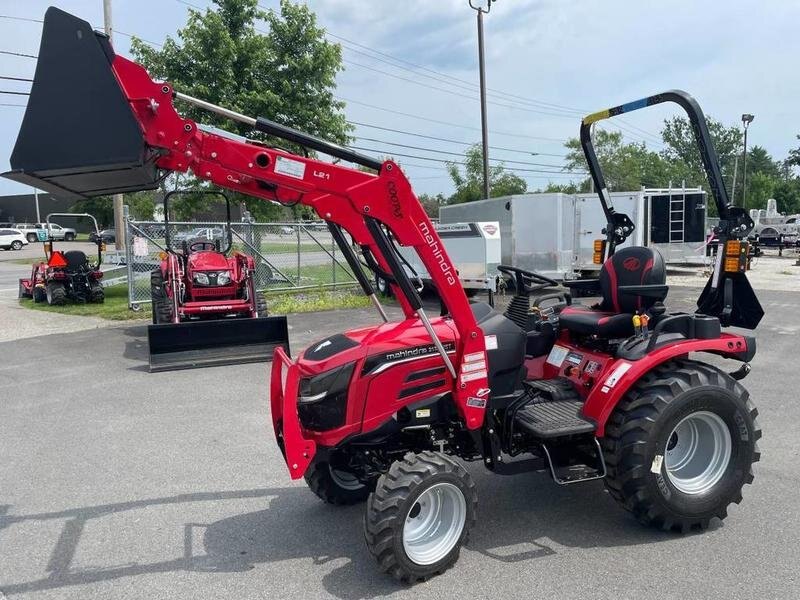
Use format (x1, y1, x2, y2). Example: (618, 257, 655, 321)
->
(419, 221, 457, 286)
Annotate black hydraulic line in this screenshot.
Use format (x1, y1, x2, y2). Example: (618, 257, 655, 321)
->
(326, 222, 375, 296)
(364, 217, 422, 311)
(254, 117, 383, 171)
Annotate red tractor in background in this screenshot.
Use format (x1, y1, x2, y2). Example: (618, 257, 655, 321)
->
(5, 8, 765, 583)
(146, 190, 285, 372)
(150, 190, 266, 325)
(18, 212, 105, 306)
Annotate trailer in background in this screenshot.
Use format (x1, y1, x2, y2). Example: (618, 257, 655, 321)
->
(391, 221, 501, 295)
(439, 187, 706, 279)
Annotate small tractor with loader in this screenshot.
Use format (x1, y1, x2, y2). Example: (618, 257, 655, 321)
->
(18, 212, 105, 306)
(145, 189, 284, 371)
(6, 8, 764, 583)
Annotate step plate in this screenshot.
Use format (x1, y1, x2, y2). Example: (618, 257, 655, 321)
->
(514, 399, 595, 439)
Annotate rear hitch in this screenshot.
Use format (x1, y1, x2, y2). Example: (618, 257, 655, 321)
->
(729, 362, 751, 381)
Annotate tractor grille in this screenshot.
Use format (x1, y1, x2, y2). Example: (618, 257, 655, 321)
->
(192, 284, 237, 299)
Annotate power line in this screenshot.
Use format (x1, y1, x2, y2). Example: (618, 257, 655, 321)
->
(0, 49, 37, 59)
(0, 90, 29, 96)
(0, 102, 26, 107)
(349, 145, 582, 175)
(353, 136, 585, 170)
(348, 120, 568, 157)
(0, 75, 32, 82)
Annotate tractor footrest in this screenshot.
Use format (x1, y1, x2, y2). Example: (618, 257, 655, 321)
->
(513, 399, 595, 439)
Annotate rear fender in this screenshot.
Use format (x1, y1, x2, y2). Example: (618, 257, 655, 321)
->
(271, 347, 316, 479)
(583, 333, 754, 436)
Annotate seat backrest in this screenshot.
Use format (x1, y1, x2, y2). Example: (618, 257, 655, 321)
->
(599, 246, 666, 313)
(63, 250, 88, 272)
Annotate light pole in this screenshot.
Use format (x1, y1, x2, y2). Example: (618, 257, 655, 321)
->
(104, 0, 125, 250)
(469, 0, 494, 200)
(741, 113, 754, 208)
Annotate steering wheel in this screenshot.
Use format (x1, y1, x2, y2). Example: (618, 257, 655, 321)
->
(189, 241, 217, 253)
(497, 265, 559, 293)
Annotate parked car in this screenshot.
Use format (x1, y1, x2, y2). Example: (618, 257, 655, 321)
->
(46, 223, 77, 241)
(15, 223, 47, 243)
(89, 229, 116, 243)
(0, 228, 29, 251)
(172, 226, 225, 244)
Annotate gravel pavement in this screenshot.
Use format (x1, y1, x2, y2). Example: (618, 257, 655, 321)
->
(1, 286, 798, 599)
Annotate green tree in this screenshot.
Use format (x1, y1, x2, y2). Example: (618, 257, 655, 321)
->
(787, 135, 800, 170)
(659, 115, 742, 203)
(563, 129, 670, 192)
(446, 144, 527, 204)
(131, 0, 349, 221)
(417, 193, 446, 218)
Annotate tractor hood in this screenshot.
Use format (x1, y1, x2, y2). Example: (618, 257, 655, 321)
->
(187, 251, 230, 271)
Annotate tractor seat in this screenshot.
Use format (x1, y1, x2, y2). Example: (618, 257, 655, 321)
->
(62, 250, 89, 272)
(560, 246, 667, 338)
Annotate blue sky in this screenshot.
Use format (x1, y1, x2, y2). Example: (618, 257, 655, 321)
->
(1, 0, 798, 198)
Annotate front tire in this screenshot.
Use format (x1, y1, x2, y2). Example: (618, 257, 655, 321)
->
(11, 240, 23, 250)
(364, 451, 476, 583)
(64, 232, 75, 241)
(602, 359, 761, 532)
(305, 456, 371, 505)
(26, 233, 38, 243)
(32, 285, 46, 303)
(255, 291, 268, 317)
(89, 282, 105, 303)
(150, 270, 174, 324)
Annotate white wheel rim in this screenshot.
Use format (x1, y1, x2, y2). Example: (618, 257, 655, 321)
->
(328, 466, 364, 491)
(664, 411, 732, 495)
(402, 482, 466, 565)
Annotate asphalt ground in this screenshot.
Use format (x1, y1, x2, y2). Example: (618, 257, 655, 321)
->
(1, 287, 799, 599)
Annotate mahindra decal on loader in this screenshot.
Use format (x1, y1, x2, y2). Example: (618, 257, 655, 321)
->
(5, 7, 763, 583)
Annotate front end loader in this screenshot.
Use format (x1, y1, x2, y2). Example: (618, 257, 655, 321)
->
(5, 7, 764, 583)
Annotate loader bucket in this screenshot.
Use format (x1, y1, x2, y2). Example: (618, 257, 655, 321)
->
(1, 7, 159, 200)
(147, 317, 290, 373)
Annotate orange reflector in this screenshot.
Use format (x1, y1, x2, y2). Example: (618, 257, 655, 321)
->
(48, 251, 67, 267)
(724, 257, 742, 272)
(100, 243, 106, 252)
(158, 251, 168, 261)
(593, 252, 603, 265)
(593, 239, 604, 252)
(43, 241, 52, 254)
(725, 240, 742, 256)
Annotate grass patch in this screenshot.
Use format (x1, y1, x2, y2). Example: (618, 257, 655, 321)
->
(5, 257, 43, 265)
(266, 287, 373, 313)
(19, 283, 151, 321)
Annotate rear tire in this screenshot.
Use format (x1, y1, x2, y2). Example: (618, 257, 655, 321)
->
(32, 286, 46, 303)
(11, 240, 23, 250)
(602, 359, 761, 532)
(255, 291, 268, 317)
(305, 455, 372, 505)
(46, 282, 67, 306)
(150, 270, 174, 324)
(375, 275, 392, 298)
(64, 233, 75, 241)
(364, 451, 476, 583)
(26, 233, 37, 243)
(89, 282, 105, 303)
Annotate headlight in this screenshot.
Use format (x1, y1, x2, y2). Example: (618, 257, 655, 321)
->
(217, 271, 231, 285)
(297, 362, 355, 431)
(194, 272, 209, 285)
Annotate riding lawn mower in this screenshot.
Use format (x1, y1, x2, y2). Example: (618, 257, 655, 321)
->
(5, 7, 764, 583)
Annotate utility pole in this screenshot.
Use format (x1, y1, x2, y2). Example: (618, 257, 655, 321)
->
(33, 187, 40, 222)
(469, 0, 493, 201)
(104, 0, 125, 250)
(741, 113, 754, 209)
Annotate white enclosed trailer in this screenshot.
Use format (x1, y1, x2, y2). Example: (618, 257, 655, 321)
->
(395, 221, 501, 293)
(440, 187, 707, 279)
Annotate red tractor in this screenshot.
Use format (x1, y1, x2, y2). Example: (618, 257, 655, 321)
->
(18, 212, 105, 305)
(145, 190, 286, 371)
(150, 190, 266, 325)
(6, 9, 764, 583)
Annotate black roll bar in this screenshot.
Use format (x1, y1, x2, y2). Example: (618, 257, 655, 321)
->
(163, 190, 233, 254)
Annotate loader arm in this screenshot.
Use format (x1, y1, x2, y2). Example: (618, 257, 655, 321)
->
(3, 7, 490, 426)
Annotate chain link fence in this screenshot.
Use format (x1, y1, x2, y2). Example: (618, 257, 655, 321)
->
(124, 220, 357, 308)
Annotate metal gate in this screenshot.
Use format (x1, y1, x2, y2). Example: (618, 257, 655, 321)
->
(124, 219, 357, 308)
